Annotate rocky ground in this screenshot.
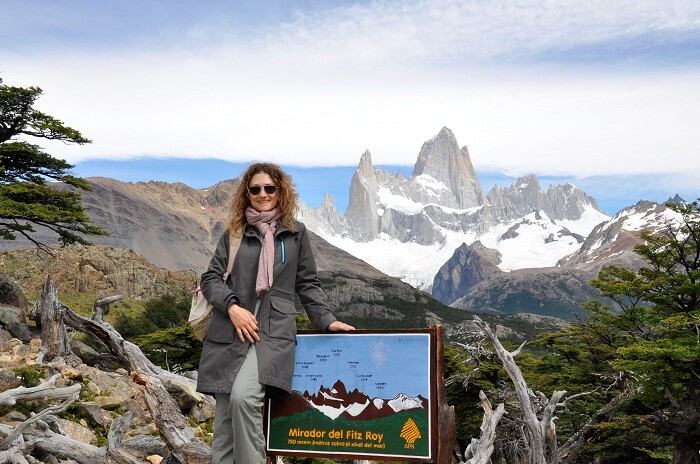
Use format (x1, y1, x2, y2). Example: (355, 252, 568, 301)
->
(0, 275, 214, 463)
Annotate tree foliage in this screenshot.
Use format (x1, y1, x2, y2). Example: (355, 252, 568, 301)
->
(591, 200, 700, 463)
(446, 200, 699, 463)
(0, 77, 105, 249)
(532, 200, 700, 463)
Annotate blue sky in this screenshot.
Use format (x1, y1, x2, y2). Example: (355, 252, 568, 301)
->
(1, 1, 699, 207)
(293, 334, 430, 399)
(70, 157, 693, 215)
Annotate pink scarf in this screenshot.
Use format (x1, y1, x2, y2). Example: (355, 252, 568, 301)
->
(245, 207, 281, 294)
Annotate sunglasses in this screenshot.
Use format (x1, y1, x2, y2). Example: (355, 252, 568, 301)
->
(247, 185, 277, 196)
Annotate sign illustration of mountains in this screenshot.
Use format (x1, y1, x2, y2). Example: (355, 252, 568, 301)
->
(266, 333, 432, 460)
(272, 379, 428, 421)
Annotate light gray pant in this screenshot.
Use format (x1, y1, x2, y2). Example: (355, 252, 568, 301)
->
(211, 345, 266, 463)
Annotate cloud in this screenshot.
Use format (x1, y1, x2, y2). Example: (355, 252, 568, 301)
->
(1, 0, 698, 178)
(370, 340, 388, 369)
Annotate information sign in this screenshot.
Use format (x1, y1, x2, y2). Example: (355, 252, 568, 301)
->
(265, 329, 436, 462)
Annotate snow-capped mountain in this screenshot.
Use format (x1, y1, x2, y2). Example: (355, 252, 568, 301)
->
(558, 200, 684, 271)
(300, 127, 609, 290)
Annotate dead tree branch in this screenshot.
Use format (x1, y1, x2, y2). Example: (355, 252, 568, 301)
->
(462, 390, 506, 464)
(132, 371, 210, 464)
(93, 295, 123, 322)
(0, 374, 81, 407)
(106, 410, 142, 464)
(473, 316, 566, 464)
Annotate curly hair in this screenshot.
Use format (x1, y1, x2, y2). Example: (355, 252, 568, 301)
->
(228, 162, 299, 235)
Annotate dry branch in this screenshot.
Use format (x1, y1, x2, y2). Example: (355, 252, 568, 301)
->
(56, 288, 209, 409)
(473, 316, 566, 464)
(23, 419, 106, 464)
(132, 371, 210, 464)
(106, 410, 142, 464)
(0, 380, 80, 451)
(0, 374, 81, 407)
(462, 390, 506, 464)
(93, 295, 123, 322)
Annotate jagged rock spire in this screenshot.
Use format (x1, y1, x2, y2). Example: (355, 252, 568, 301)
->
(412, 127, 484, 208)
(346, 150, 379, 241)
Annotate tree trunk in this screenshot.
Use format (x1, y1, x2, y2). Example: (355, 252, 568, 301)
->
(0, 374, 81, 407)
(673, 434, 700, 464)
(38, 277, 71, 362)
(23, 420, 106, 464)
(473, 316, 566, 464)
(0, 376, 81, 451)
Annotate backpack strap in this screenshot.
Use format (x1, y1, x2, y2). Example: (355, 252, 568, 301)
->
(223, 232, 243, 281)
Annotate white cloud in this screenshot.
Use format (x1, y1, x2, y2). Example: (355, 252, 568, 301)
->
(1, 0, 699, 178)
(370, 340, 388, 369)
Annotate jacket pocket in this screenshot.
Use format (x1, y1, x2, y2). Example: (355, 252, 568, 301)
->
(268, 295, 297, 341)
(205, 310, 235, 343)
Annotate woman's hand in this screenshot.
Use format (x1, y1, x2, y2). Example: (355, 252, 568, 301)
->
(327, 320, 355, 332)
(227, 304, 261, 343)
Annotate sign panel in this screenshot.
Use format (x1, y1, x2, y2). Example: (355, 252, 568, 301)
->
(265, 330, 435, 462)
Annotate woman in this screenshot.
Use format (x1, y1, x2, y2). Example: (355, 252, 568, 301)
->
(196, 162, 354, 464)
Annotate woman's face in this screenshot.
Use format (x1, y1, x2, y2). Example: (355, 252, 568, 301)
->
(247, 172, 279, 212)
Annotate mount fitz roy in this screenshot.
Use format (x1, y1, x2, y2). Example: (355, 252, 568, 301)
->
(0, 126, 683, 321)
(300, 127, 610, 293)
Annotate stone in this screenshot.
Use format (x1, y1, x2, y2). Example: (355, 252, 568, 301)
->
(129, 423, 158, 438)
(0, 275, 28, 314)
(1, 410, 27, 422)
(55, 417, 97, 445)
(121, 435, 168, 457)
(146, 455, 163, 464)
(70, 339, 101, 366)
(189, 400, 216, 422)
(0, 368, 20, 392)
(62, 367, 81, 379)
(432, 241, 502, 305)
(76, 365, 140, 410)
(0, 328, 12, 352)
(412, 127, 484, 209)
(0, 303, 32, 341)
(75, 401, 114, 428)
(115, 368, 129, 376)
(345, 150, 380, 241)
(86, 380, 101, 395)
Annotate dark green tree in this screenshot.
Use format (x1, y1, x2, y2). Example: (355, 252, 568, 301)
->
(0, 77, 105, 250)
(591, 199, 700, 464)
(532, 200, 700, 463)
(136, 325, 203, 374)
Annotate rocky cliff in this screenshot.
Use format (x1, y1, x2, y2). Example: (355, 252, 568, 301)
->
(451, 267, 598, 320)
(431, 241, 502, 305)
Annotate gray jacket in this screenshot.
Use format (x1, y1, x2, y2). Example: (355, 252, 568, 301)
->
(196, 221, 337, 395)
